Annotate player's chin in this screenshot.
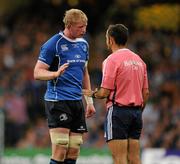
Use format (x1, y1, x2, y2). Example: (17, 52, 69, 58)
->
(79, 33, 85, 38)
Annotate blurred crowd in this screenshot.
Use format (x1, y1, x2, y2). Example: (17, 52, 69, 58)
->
(0, 4, 179, 152)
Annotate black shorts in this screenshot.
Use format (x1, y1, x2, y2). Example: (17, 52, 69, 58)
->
(104, 105, 143, 142)
(45, 100, 87, 133)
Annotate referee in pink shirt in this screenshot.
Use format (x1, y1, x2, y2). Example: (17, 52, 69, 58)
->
(83, 24, 149, 164)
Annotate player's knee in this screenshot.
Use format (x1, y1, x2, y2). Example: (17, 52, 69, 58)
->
(69, 135, 83, 148)
(67, 135, 83, 159)
(50, 132, 69, 148)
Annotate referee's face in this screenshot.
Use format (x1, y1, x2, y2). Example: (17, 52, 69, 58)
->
(69, 21, 87, 39)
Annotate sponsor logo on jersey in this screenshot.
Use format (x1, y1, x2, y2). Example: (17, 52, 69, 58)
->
(72, 44, 78, 48)
(75, 54, 81, 58)
(82, 45, 87, 52)
(61, 44, 68, 51)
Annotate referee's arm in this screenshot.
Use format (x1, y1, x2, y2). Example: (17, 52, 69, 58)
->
(92, 87, 110, 99)
(142, 88, 149, 110)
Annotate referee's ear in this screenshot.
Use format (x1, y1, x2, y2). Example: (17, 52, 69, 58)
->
(109, 36, 115, 46)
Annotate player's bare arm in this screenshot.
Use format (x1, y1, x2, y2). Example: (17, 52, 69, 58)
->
(34, 61, 69, 81)
(82, 64, 96, 118)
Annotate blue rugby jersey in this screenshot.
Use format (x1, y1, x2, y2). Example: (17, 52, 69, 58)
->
(38, 32, 89, 101)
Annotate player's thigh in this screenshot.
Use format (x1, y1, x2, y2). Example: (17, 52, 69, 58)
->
(50, 127, 70, 135)
(107, 139, 128, 157)
(50, 128, 70, 146)
(45, 101, 73, 129)
(50, 128, 70, 159)
(70, 101, 87, 133)
(66, 132, 83, 159)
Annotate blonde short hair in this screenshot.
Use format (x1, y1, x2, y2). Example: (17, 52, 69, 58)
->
(63, 9, 88, 27)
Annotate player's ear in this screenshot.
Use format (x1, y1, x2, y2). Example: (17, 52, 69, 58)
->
(66, 23, 71, 29)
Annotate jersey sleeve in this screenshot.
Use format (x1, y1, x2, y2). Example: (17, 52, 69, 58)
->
(38, 45, 56, 66)
(101, 58, 117, 90)
(84, 42, 89, 61)
(82, 36, 89, 61)
(86, 47, 89, 61)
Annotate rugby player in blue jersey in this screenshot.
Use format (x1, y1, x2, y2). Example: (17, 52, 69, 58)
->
(34, 9, 96, 164)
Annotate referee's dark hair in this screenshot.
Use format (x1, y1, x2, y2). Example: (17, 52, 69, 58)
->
(107, 24, 129, 46)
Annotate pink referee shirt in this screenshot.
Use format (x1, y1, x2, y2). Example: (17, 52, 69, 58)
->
(101, 48, 149, 108)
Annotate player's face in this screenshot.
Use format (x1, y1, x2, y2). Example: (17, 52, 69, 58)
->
(69, 21, 87, 39)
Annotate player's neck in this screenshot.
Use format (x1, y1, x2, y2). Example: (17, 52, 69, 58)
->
(63, 29, 76, 40)
(112, 45, 126, 53)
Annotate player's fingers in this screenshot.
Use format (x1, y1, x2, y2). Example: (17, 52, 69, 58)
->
(86, 113, 92, 118)
(58, 63, 69, 75)
(62, 62, 69, 67)
(85, 110, 91, 118)
(85, 111, 89, 118)
(61, 63, 69, 70)
(86, 109, 95, 118)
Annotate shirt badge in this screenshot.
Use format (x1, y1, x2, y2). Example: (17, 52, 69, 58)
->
(61, 44, 68, 51)
(59, 113, 68, 121)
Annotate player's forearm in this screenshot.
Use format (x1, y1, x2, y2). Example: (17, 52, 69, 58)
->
(34, 69, 57, 81)
(83, 67, 91, 90)
(83, 66, 94, 105)
(83, 76, 94, 105)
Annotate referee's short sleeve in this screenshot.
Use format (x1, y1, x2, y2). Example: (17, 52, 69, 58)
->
(101, 58, 117, 90)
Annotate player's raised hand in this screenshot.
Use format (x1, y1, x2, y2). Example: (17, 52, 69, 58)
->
(55, 63, 69, 77)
